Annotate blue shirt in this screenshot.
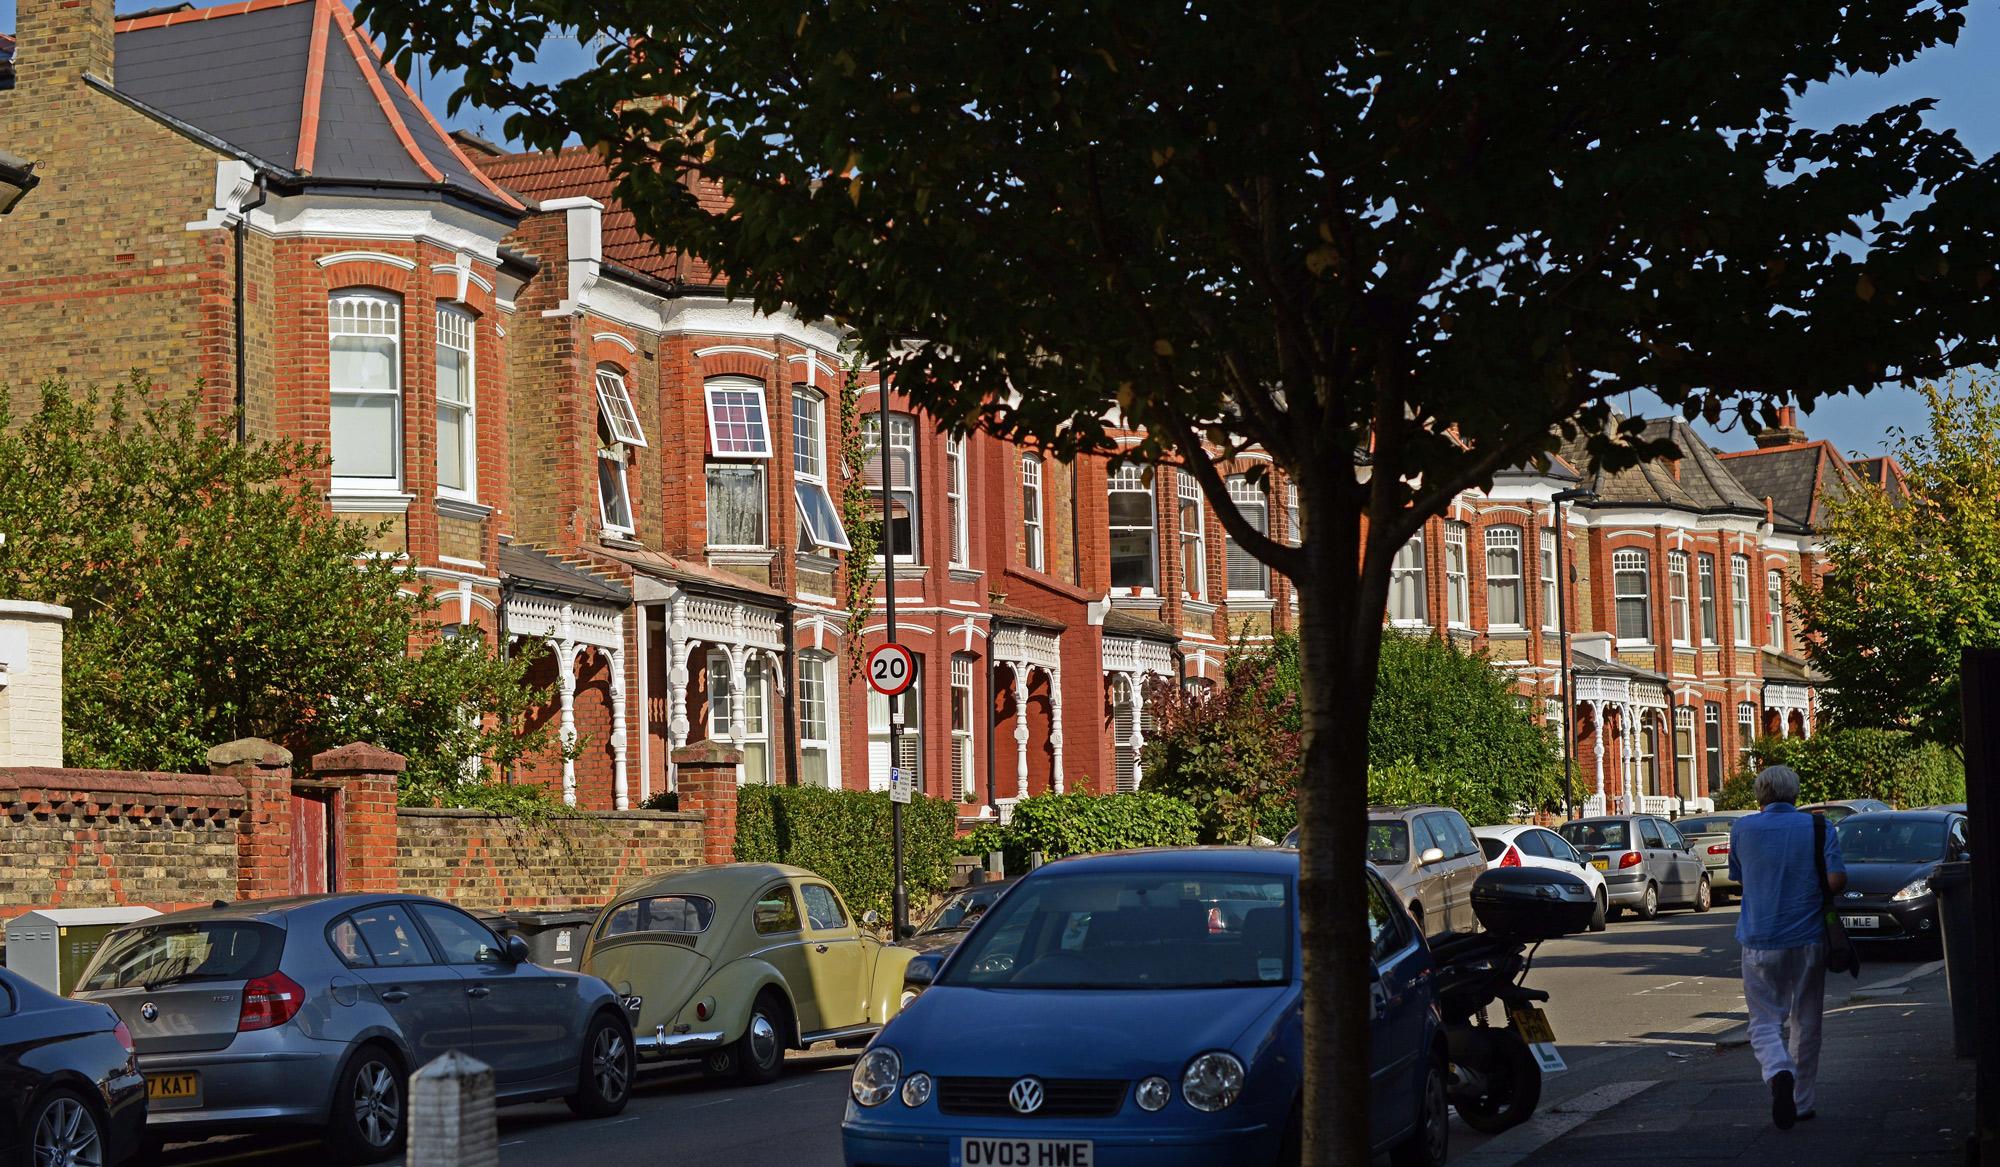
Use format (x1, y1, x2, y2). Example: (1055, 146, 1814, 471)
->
(1728, 803, 1845, 949)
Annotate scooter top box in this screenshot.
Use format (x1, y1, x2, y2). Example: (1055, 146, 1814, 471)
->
(1470, 867, 1596, 940)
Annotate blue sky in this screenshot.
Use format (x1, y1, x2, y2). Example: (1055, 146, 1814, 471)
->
(8, 0, 1998, 458)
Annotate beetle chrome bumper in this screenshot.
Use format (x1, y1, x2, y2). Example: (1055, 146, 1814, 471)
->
(635, 1025, 727, 1058)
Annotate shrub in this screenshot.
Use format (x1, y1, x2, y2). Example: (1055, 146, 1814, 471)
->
(1747, 729, 1967, 808)
(1141, 649, 1300, 843)
(972, 792, 1201, 874)
(734, 786, 958, 922)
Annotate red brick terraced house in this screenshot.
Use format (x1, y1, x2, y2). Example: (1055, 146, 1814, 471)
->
(1, 0, 1890, 821)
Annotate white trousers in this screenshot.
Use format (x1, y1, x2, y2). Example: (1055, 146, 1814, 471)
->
(1741, 943, 1827, 1114)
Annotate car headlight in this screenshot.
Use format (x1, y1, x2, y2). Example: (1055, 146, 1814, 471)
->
(900, 1071, 933, 1108)
(851, 1047, 901, 1107)
(1134, 1076, 1172, 1112)
(1181, 1051, 1245, 1112)
(1893, 878, 1933, 902)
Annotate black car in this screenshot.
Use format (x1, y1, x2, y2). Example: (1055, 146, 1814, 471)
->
(898, 877, 1019, 998)
(1830, 810, 1970, 947)
(1803, 799, 1895, 824)
(0, 965, 148, 1167)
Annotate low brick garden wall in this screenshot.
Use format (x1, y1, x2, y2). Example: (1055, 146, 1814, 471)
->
(396, 807, 706, 913)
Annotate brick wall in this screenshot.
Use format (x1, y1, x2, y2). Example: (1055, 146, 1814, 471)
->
(396, 807, 703, 912)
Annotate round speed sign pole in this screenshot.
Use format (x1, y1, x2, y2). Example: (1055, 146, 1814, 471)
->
(876, 366, 910, 938)
(867, 641, 914, 937)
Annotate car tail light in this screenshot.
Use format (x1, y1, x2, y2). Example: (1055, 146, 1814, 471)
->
(238, 972, 305, 1032)
(1499, 846, 1522, 868)
(1708, 843, 1730, 855)
(1618, 852, 1645, 870)
(113, 1021, 136, 1055)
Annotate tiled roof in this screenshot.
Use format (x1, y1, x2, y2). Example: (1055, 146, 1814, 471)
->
(1847, 456, 1909, 505)
(110, 0, 519, 212)
(1102, 608, 1178, 643)
(1560, 415, 1762, 515)
(1717, 441, 1859, 532)
(597, 545, 788, 604)
(498, 544, 630, 605)
(475, 146, 723, 287)
(989, 601, 1065, 632)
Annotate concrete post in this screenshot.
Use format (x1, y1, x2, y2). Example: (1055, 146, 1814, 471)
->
(310, 743, 405, 895)
(673, 739, 743, 867)
(210, 737, 294, 901)
(406, 1051, 497, 1167)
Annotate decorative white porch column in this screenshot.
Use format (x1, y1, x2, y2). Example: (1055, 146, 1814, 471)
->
(634, 603, 651, 804)
(725, 645, 748, 747)
(666, 596, 691, 789)
(1129, 673, 1148, 790)
(607, 645, 629, 811)
(1011, 665, 1031, 799)
(1048, 665, 1065, 794)
(1590, 700, 1605, 802)
(551, 639, 579, 807)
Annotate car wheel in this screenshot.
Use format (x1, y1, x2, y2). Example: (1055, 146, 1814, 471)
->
(27, 1088, 104, 1167)
(1693, 875, 1713, 913)
(326, 1044, 406, 1165)
(732, 992, 789, 1085)
(1589, 889, 1608, 933)
(566, 1012, 634, 1119)
(1635, 883, 1659, 921)
(1388, 1052, 1449, 1167)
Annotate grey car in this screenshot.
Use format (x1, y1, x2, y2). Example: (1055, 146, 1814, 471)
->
(1364, 805, 1489, 937)
(1673, 811, 1754, 903)
(1558, 815, 1711, 920)
(74, 894, 635, 1163)
(1803, 799, 1896, 823)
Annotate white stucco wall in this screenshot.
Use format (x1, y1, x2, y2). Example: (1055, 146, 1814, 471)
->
(0, 600, 72, 766)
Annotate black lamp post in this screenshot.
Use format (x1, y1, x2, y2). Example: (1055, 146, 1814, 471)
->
(1552, 487, 1599, 819)
(0, 149, 40, 215)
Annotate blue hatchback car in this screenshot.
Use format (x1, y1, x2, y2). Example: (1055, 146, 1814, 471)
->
(841, 848, 1448, 1167)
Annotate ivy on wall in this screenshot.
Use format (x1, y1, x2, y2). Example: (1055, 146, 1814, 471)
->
(836, 358, 883, 676)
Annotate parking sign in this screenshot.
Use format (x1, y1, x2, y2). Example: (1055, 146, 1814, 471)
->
(889, 766, 912, 804)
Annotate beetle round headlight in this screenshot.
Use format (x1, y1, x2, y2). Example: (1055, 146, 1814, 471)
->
(900, 1071, 933, 1107)
(1181, 1051, 1245, 1112)
(1134, 1076, 1172, 1112)
(851, 1047, 901, 1107)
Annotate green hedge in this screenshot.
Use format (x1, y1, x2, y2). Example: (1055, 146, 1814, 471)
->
(964, 791, 1202, 875)
(733, 786, 959, 922)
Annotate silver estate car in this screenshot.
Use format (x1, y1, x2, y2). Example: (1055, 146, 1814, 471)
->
(74, 894, 635, 1163)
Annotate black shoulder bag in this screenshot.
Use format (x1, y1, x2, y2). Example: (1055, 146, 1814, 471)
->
(1814, 814, 1861, 978)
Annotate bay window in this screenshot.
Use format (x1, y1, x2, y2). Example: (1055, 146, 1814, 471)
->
(329, 290, 402, 491)
(1668, 551, 1691, 645)
(1389, 534, 1427, 626)
(798, 652, 836, 787)
(594, 365, 643, 537)
(1021, 454, 1045, 572)
(1540, 527, 1558, 631)
(1767, 569, 1786, 650)
(868, 671, 922, 792)
(704, 377, 772, 551)
(1225, 475, 1270, 597)
(946, 436, 968, 566)
(792, 386, 849, 551)
(1485, 525, 1524, 630)
(434, 304, 474, 497)
(706, 651, 771, 785)
(1705, 702, 1723, 796)
(1107, 461, 1156, 591)
(1178, 470, 1206, 601)
(862, 413, 920, 561)
(1738, 702, 1758, 769)
(1614, 549, 1651, 642)
(950, 655, 976, 801)
(705, 464, 767, 548)
(1444, 522, 1470, 628)
(1674, 706, 1697, 797)
(1732, 555, 1752, 645)
(1698, 553, 1718, 645)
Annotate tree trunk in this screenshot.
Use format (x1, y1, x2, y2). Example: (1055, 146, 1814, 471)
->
(1295, 478, 1390, 1165)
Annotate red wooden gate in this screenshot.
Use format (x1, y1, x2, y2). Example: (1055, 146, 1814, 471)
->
(289, 790, 336, 894)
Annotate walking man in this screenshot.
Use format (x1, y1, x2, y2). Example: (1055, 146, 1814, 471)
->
(1728, 764, 1845, 1128)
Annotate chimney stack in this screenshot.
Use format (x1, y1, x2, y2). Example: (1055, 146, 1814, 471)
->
(12, 0, 116, 96)
(1755, 404, 1807, 449)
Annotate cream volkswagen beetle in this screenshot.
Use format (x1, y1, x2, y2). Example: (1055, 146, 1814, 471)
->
(582, 863, 914, 1082)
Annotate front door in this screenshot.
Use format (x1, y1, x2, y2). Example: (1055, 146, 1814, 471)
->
(797, 883, 868, 1033)
(346, 902, 470, 1067)
(290, 790, 336, 894)
(410, 903, 570, 1090)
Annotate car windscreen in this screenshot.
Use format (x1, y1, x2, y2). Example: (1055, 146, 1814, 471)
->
(941, 870, 1293, 990)
(1559, 821, 1629, 851)
(80, 921, 284, 991)
(921, 886, 1003, 933)
(1367, 821, 1410, 864)
(1835, 819, 1947, 864)
(1676, 817, 1737, 836)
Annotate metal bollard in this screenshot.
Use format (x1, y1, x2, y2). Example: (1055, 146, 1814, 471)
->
(406, 1051, 499, 1167)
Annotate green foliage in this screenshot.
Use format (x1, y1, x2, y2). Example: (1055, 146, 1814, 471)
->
(971, 792, 1201, 875)
(1748, 730, 1966, 808)
(1141, 646, 1301, 843)
(1797, 379, 2000, 749)
(835, 361, 882, 678)
(0, 382, 552, 797)
(399, 773, 571, 825)
(639, 789, 681, 812)
(1715, 771, 1759, 812)
(733, 786, 958, 922)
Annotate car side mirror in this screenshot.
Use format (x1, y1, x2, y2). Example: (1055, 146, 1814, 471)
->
(862, 909, 882, 928)
(905, 956, 939, 987)
(503, 934, 530, 965)
(1419, 847, 1447, 866)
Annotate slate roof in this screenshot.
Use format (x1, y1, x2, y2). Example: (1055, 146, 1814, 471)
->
(498, 544, 629, 605)
(475, 146, 726, 288)
(597, 545, 789, 605)
(1847, 456, 1909, 506)
(109, 0, 519, 214)
(989, 602, 1065, 633)
(1716, 442, 1859, 533)
(1560, 415, 1763, 516)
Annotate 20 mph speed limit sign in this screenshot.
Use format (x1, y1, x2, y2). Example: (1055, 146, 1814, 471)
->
(866, 643, 916, 696)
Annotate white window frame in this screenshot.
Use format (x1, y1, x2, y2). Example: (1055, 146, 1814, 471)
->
(868, 669, 922, 792)
(597, 446, 635, 537)
(798, 651, 838, 788)
(1021, 454, 1045, 572)
(1767, 568, 1785, 650)
(1107, 461, 1158, 594)
(595, 366, 648, 447)
(1178, 469, 1206, 601)
(863, 413, 921, 563)
(1225, 474, 1270, 598)
(1638, 717, 1659, 796)
(950, 655, 976, 801)
(434, 304, 476, 500)
(1737, 701, 1758, 768)
(791, 385, 850, 552)
(1698, 553, 1718, 646)
(707, 651, 772, 785)
(1283, 483, 1300, 548)
(705, 463, 768, 550)
(329, 290, 404, 494)
(1389, 533, 1428, 627)
(946, 436, 969, 567)
(1540, 527, 1558, 632)
(1614, 549, 1651, 644)
(1704, 701, 1723, 792)
(1112, 674, 1140, 793)
(1731, 555, 1753, 646)
(1484, 525, 1525, 631)
(1444, 522, 1470, 629)
(1668, 550, 1692, 646)
(1674, 706, 1697, 796)
(703, 376, 773, 459)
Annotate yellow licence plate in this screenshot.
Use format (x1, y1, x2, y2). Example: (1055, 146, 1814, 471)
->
(1510, 1008, 1557, 1045)
(146, 1072, 200, 1103)
(1590, 857, 1609, 871)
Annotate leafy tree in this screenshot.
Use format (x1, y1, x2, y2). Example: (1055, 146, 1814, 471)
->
(1796, 379, 2000, 750)
(359, 0, 2000, 1151)
(1746, 730, 1965, 808)
(1141, 649, 1302, 844)
(0, 382, 553, 795)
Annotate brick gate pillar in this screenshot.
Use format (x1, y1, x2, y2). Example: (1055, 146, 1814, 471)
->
(672, 740, 742, 867)
(309, 743, 405, 895)
(208, 737, 294, 902)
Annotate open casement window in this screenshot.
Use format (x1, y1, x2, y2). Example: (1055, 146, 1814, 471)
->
(1766, 569, 1785, 649)
(329, 291, 403, 492)
(792, 386, 850, 552)
(434, 304, 475, 498)
(1668, 551, 1692, 646)
(1614, 550, 1652, 642)
(1737, 703, 1757, 769)
(703, 377, 773, 458)
(946, 437, 969, 566)
(1177, 470, 1206, 601)
(1388, 533, 1427, 626)
(1540, 527, 1558, 631)
(1107, 461, 1157, 592)
(706, 464, 767, 549)
(707, 652, 772, 785)
(1444, 522, 1470, 628)
(597, 424, 636, 538)
(950, 655, 976, 801)
(1021, 454, 1046, 572)
(1731, 556, 1753, 645)
(1698, 554, 1718, 645)
(1485, 525, 1524, 630)
(867, 670, 921, 792)
(861, 412, 920, 562)
(1224, 475, 1270, 597)
(1674, 707, 1697, 796)
(798, 651, 835, 787)
(594, 366, 647, 448)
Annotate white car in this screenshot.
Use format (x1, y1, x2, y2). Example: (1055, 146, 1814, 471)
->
(1473, 824, 1609, 932)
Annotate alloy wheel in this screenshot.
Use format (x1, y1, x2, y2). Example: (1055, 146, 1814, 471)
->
(32, 1095, 103, 1167)
(593, 1026, 631, 1101)
(1420, 1064, 1449, 1162)
(353, 1060, 401, 1148)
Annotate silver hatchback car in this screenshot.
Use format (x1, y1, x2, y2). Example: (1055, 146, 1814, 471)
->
(74, 894, 635, 1163)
